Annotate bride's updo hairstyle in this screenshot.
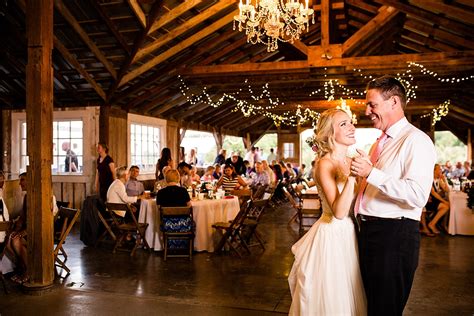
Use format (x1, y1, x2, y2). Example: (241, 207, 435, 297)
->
(314, 108, 348, 158)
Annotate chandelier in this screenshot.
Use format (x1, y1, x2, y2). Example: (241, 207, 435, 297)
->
(233, 0, 315, 52)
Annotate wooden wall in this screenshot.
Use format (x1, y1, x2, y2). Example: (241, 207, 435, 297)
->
(277, 131, 301, 166)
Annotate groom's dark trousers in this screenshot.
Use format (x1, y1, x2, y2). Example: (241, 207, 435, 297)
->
(358, 216, 420, 316)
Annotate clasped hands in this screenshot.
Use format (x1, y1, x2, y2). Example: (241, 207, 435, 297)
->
(350, 149, 373, 178)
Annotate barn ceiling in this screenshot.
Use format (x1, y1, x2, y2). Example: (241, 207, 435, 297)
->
(0, 0, 473, 140)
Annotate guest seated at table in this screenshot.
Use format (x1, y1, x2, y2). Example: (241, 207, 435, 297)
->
(155, 166, 171, 191)
(214, 149, 226, 166)
(126, 165, 145, 197)
(421, 164, 450, 235)
(201, 166, 216, 182)
(177, 162, 192, 188)
(463, 161, 472, 178)
(217, 164, 248, 192)
(261, 160, 275, 187)
(156, 169, 191, 207)
(213, 164, 222, 180)
(250, 162, 270, 187)
(107, 166, 147, 221)
(189, 166, 201, 185)
(451, 161, 465, 179)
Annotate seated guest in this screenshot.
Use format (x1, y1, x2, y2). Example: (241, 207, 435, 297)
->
(250, 162, 270, 187)
(107, 166, 147, 219)
(201, 166, 216, 182)
(463, 161, 472, 178)
(261, 160, 275, 187)
(0, 171, 10, 244)
(177, 162, 192, 188)
(451, 161, 465, 179)
(155, 166, 171, 191)
(156, 169, 191, 207)
(189, 166, 201, 185)
(421, 164, 450, 235)
(217, 165, 248, 192)
(243, 160, 252, 176)
(125, 165, 145, 197)
(3, 173, 28, 283)
(213, 164, 222, 180)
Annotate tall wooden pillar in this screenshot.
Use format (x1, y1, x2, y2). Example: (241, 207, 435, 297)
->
(25, 0, 54, 289)
(1, 110, 12, 174)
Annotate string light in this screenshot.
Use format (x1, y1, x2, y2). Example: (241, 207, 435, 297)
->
(421, 100, 450, 126)
(408, 62, 474, 83)
(179, 63, 472, 127)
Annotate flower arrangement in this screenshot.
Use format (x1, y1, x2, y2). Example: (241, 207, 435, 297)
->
(305, 135, 318, 152)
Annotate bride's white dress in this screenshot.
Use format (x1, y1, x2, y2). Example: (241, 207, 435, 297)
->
(288, 177, 367, 316)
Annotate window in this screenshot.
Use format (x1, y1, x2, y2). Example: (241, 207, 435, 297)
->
(20, 120, 84, 174)
(283, 142, 295, 159)
(130, 123, 161, 173)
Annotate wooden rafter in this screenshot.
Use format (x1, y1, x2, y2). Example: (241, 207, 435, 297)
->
(54, 0, 117, 79)
(53, 37, 106, 100)
(119, 9, 238, 87)
(127, 0, 146, 28)
(148, 0, 203, 35)
(374, 0, 473, 36)
(133, 0, 236, 63)
(90, 0, 130, 55)
(183, 51, 474, 77)
(320, 0, 330, 48)
(410, 0, 474, 25)
(342, 6, 399, 56)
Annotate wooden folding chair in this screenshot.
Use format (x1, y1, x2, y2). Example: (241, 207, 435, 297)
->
(54, 207, 80, 275)
(0, 220, 11, 294)
(159, 206, 194, 261)
(212, 200, 252, 258)
(231, 188, 252, 206)
(251, 184, 268, 200)
(241, 198, 269, 251)
(105, 203, 150, 256)
(299, 193, 322, 232)
(283, 187, 301, 225)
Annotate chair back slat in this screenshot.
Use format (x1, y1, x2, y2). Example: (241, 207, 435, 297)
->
(160, 206, 192, 217)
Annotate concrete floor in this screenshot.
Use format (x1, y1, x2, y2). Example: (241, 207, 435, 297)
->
(0, 203, 473, 315)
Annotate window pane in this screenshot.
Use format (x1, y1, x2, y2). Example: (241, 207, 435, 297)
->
(58, 121, 70, 138)
(70, 121, 83, 138)
(53, 121, 58, 138)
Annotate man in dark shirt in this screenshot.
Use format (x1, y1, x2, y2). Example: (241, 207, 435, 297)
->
(156, 169, 191, 207)
(214, 149, 226, 165)
(62, 142, 78, 172)
(225, 152, 246, 176)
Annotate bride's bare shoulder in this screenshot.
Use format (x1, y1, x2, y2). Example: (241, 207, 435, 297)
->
(315, 157, 336, 173)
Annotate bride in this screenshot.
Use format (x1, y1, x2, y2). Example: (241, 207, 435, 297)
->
(288, 108, 367, 315)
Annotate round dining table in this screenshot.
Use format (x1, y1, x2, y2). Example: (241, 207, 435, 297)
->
(138, 196, 240, 252)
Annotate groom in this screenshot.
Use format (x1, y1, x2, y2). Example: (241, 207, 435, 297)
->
(351, 76, 436, 316)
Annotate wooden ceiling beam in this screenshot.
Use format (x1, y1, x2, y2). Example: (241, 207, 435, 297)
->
(374, 0, 473, 36)
(54, 0, 117, 79)
(183, 51, 474, 77)
(410, 0, 474, 25)
(404, 19, 474, 50)
(290, 41, 309, 56)
(133, 0, 236, 63)
(148, 0, 203, 34)
(126, 0, 147, 28)
(119, 9, 238, 87)
(342, 6, 399, 56)
(90, 0, 131, 55)
(447, 111, 474, 125)
(320, 0, 330, 49)
(53, 37, 106, 100)
(199, 37, 247, 65)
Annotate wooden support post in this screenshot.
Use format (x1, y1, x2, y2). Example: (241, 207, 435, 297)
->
(99, 104, 111, 145)
(25, 0, 54, 290)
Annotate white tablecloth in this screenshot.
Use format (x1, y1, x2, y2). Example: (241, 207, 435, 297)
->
(138, 197, 240, 252)
(448, 191, 474, 236)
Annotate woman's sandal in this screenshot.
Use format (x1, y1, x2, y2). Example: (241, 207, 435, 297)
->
(428, 225, 441, 235)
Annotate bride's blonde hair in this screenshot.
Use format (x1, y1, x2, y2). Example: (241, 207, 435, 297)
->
(314, 108, 348, 158)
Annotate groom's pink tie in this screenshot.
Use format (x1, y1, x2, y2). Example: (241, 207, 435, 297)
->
(354, 132, 388, 215)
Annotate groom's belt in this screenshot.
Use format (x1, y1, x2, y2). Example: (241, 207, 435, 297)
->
(358, 214, 405, 221)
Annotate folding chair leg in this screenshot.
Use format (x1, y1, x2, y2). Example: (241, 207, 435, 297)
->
(288, 212, 299, 225)
(1, 273, 8, 294)
(163, 235, 168, 261)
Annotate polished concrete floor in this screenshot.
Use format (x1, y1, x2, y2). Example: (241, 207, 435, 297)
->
(0, 203, 473, 315)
